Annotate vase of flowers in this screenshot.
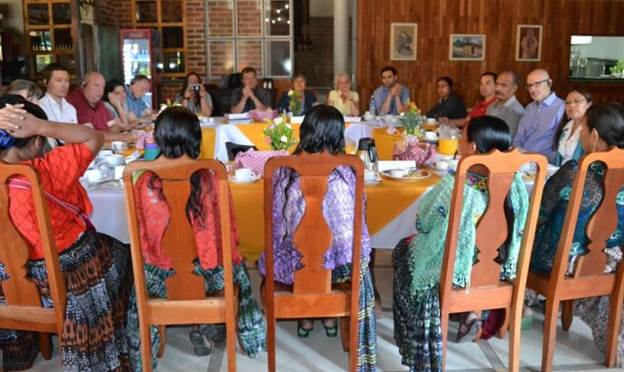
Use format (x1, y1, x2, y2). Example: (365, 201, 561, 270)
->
(400, 101, 425, 136)
(263, 114, 297, 151)
(288, 89, 303, 116)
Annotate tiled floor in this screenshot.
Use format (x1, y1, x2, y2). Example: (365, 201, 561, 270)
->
(27, 251, 624, 371)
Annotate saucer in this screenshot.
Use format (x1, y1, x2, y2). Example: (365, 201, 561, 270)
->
(101, 179, 123, 189)
(381, 168, 431, 181)
(364, 175, 382, 185)
(228, 174, 261, 184)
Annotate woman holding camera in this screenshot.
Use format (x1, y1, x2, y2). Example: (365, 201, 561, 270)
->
(176, 72, 213, 117)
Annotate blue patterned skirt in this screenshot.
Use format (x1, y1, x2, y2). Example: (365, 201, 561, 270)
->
(0, 230, 132, 371)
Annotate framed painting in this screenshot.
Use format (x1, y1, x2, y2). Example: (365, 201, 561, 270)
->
(390, 23, 417, 61)
(516, 24, 543, 61)
(449, 34, 486, 61)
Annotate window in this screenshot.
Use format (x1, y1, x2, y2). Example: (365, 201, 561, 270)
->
(207, 0, 293, 78)
(569, 35, 624, 80)
(24, 1, 75, 77)
(132, 0, 186, 77)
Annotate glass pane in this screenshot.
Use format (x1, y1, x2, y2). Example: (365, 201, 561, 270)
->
(208, 0, 234, 37)
(569, 35, 624, 79)
(54, 29, 73, 51)
(209, 41, 234, 77)
(161, 0, 183, 22)
(27, 4, 49, 25)
(122, 38, 152, 84)
(52, 3, 71, 24)
(34, 54, 54, 73)
(237, 0, 262, 37)
(265, 1, 290, 36)
(136, 1, 157, 23)
(163, 51, 185, 73)
(29, 31, 52, 52)
(57, 54, 76, 74)
(162, 27, 183, 48)
(265, 40, 291, 76)
(237, 40, 262, 76)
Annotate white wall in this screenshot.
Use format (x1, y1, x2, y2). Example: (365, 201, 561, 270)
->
(0, 0, 24, 32)
(579, 37, 624, 61)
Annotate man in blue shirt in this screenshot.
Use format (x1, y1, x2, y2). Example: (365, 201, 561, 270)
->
(125, 74, 152, 119)
(512, 69, 565, 162)
(372, 66, 410, 115)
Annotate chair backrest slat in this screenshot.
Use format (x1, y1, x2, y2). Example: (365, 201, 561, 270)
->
(0, 163, 66, 335)
(441, 149, 547, 292)
(124, 157, 232, 301)
(263, 152, 364, 295)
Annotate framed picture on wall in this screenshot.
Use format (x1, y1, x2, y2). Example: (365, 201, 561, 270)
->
(516, 25, 543, 61)
(390, 23, 417, 61)
(449, 34, 486, 61)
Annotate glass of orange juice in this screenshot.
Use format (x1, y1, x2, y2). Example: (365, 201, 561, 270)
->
(345, 140, 357, 155)
(438, 137, 458, 155)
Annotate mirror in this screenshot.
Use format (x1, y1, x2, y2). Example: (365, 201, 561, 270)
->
(569, 35, 624, 79)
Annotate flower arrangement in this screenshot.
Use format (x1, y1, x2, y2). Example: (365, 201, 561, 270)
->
(400, 101, 425, 136)
(263, 114, 297, 151)
(159, 99, 182, 113)
(288, 89, 303, 115)
(610, 60, 624, 77)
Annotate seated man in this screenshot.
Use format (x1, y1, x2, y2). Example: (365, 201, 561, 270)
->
(67, 71, 132, 141)
(372, 66, 409, 115)
(512, 68, 565, 162)
(441, 72, 497, 128)
(125, 74, 155, 123)
(486, 71, 525, 137)
(230, 67, 272, 113)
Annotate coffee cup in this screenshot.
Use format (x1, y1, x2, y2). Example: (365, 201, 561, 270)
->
(85, 169, 103, 183)
(234, 168, 254, 182)
(105, 154, 126, 166)
(390, 169, 406, 178)
(364, 169, 377, 182)
(424, 131, 438, 141)
(111, 141, 127, 153)
(448, 159, 459, 171)
(363, 111, 374, 121)
(99, 149, 114, 157)
(426, 117, 436, 124)
(435, 160, 449, 170)
(114, 165, 126, 180)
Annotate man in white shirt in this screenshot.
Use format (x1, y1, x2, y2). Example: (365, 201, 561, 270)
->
(38, 63, 78, 125)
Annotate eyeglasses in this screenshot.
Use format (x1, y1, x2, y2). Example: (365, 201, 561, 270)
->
(525, 79, 549, 90)
(565, 98, 587, 105)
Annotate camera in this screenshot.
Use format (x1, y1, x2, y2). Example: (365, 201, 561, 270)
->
(192, 84, 201, 92)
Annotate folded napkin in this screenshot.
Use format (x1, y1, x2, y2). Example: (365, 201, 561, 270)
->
(234, 148, 288, 176)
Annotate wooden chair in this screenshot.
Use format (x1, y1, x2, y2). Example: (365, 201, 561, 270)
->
(0, 163, 66, 362)
(263, 152, 364, 372)
(527, 148, 624, 371)
(122, 156, 237, 372)
(440, 149, 548, 372)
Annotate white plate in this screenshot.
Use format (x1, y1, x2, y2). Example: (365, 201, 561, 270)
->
(100, 179, 123, 190)
(364, 176, 382, 185)
(381, 168, 431, 181)
(228, 174, 261, 184)
(428, 164, 450, 176)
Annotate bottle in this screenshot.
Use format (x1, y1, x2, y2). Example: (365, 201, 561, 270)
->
(369, 95, 376, 116)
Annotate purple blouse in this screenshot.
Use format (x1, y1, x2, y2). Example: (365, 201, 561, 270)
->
(257, 165, 371, 284)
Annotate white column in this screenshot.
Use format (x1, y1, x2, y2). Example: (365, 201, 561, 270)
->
(333, 0, 349, 76)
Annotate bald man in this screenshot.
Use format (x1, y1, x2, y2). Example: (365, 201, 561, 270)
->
(67, 72, 131, 141)
(512, 69, 565, 162)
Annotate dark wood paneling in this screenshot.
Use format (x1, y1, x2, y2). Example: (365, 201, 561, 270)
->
(356, 0, 624, 112)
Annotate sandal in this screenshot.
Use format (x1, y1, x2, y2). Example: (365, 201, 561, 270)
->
(297, 320, 314, 338)
(456, 317, 482, 343)
(189, 329, 213, 356)
(322, 319, 338, 337)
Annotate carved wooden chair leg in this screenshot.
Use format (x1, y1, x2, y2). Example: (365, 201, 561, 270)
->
(157, 325, 167, 358)
(38, 333, 53, 360)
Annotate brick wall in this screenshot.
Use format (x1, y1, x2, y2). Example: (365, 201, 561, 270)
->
(236, 0, 262, 36)
(208, 1, 234, 37)
(185, 0, 208, 77)
(96, 0, 132, 28)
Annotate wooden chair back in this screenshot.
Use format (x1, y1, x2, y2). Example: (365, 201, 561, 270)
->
(527, 147, 624, 371)
(0, 162, 66, 359)
(439, 149, 548, 372)
(122, 156, 237, 372)
(263, 152, 364, 372)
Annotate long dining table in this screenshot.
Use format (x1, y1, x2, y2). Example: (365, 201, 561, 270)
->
(88, 172, 440, 262)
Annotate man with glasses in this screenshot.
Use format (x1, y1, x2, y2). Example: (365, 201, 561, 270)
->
(486, 71, 525, 136)
(512, 69, 565, 162)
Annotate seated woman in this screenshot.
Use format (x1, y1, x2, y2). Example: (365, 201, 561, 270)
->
(393, 115, 529, 371)
(426, 76, 467, 120)
(126, 107, 265, 370)
(104, 79, 139, 130)
(256, 104, 376, 370)
(0, 95, 132, 371)
(327, 73, 360, 117)
(277, 73, 317, 115)
(4, 79, 42, 104)
(552, 89, 592, 166)
(175, 72, 214, 117)
(529, 103, 624, 365)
